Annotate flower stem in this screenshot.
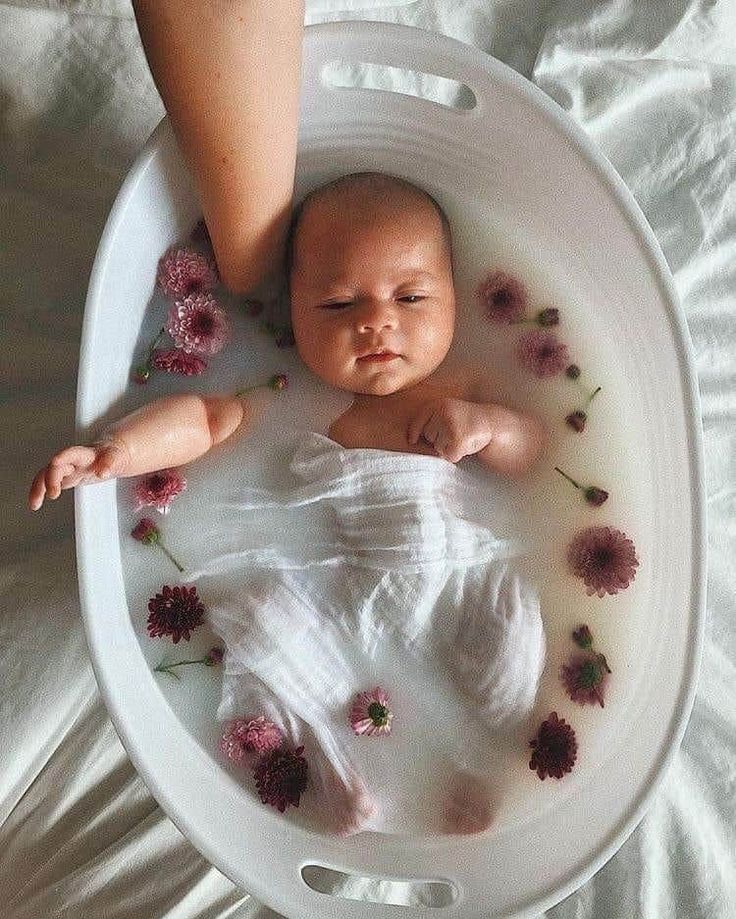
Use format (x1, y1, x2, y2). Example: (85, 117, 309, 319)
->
(153, 657, 208, 678)
(585, 385, 602, 408)
(554, 466, 581, 490)
(157, 541, 185, 573)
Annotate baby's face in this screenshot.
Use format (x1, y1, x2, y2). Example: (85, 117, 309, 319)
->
(289, 191, 455, 396)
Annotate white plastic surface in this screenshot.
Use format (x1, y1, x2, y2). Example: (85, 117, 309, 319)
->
(75, 22, 706, 918)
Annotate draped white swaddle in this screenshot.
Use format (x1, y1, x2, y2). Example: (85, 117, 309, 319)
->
(191, 433, 546, 833)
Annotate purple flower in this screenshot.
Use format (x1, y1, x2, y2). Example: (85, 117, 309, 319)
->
(131, 517, 159, 544)
(554, 467, 609, 507)
(572, 624, 594, 649)
(221, 716, 284, 764)
(157, 246, 218, 299)
(529, 712, 578, 780)
(477, 270, 527, 323)
(536, 308, 560, 327)
(133, 468, 186, 515)
(517, 330, 570, 378)
(567, 525, 639, 597)
(151, 348, 207, 376)
(205, 646, 224, 666)
(561, 651, 611, 707)
(350, 687, 393, 736)
(253, 746, 309, 812)
(566, 410, 587, 433)
(166, 294, 230, 356)
(147, 585, 205, 643)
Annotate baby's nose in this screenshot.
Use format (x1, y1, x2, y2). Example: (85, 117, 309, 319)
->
(355, 299, 398, 333)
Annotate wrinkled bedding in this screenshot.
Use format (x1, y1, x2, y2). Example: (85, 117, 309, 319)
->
(2, 1, 735, 916)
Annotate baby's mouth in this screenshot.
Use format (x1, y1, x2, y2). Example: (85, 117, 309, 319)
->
(356, 351, 401, 363)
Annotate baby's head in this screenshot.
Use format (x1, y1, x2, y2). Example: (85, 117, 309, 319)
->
(287, 172, 455, 396)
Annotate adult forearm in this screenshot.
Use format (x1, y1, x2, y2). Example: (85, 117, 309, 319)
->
(132, 0, 304, 293)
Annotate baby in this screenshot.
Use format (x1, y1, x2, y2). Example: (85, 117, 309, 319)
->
(29, 172, 547, 835)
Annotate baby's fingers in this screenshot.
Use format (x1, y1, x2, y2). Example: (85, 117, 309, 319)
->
(28, 468, 49, 511)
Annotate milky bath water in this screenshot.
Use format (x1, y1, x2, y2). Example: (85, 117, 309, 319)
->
(119, 193, 654, 836)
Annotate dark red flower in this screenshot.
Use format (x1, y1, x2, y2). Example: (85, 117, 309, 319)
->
(529, 712, 578, 780)
(572, 624, 593, 649)
(536, 307, 560, 327)
(253, 745, 309, 812)
(147, 584, 205, 643)
(561, 651, 612, 707)
(566, 410, 587, 432)
(131, 517, 159, 544)
(584, 486, 609, 507)
(151, 348, 207, 376)
(477, 270, 527, 323)
(567, 525, 639, 597)
(517, 330, 570, 378)
(205, 646, 224, 666)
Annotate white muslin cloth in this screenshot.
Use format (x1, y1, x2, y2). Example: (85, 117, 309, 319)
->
(191, 433, 546, 833)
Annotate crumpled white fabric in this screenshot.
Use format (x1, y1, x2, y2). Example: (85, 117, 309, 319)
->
(192, 434, 545, 834)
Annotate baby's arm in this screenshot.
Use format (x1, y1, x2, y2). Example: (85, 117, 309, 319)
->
(28, 392, 246, 511)
(407, 393, 546, 478)
(131, 0, 304, 293)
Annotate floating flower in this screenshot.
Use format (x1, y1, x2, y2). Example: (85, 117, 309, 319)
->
(253, 745, 309, 812)
(151, 348, 208, 376)
(157, 246, 219, 299)
(166, 294, 230, 356)
(566, 410, 587, 432)
(263, 321, 296, 349)
(221, 716, 284, 764)
(235, 373, 289, 397)
(153, 645, 224, 680)
(567, 525, 639, 597)
(517, 329, 569, 378)
(131, 516, 185, 571)
(536, 307, 560, 327)
(572, 624, 593, 649)
(206, 646, 225, 666)
(147, 584, 205, 643)
(565, 385, 602, 434)
(566, 364, 581, 380)
(477, 270, 527, 323)
(561, 651, 612, 707)
(529, 712, 578, 780)
(132, 366, 150, 385)
(554, 467, 609, 507)
(133, 468, 186, 515)
(350, 687, 393, 736)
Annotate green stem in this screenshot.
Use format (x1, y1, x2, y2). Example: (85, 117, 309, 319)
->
(153, 657, 208, 678)
(554, 466, 581, 490)
(585, 385, 602, 409)
(235, 382, 267, 398)
(157, 541, 185, 573)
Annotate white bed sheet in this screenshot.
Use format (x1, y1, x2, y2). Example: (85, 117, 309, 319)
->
(1, 1, 734, 917)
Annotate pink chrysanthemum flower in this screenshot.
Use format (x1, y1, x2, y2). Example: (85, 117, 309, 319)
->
(157, 246, 218, 299)
(131, 516, 159, 544)
(151, 348, 207, 376)
(253, 745, 309, 812)
(166, 294, 230, 356)
(567, 525, 639, 597)
(220, 716, 284, 764)
(350, 687, 393, 736)
(147, 584, 205, 643)
(529, 712, 578, 780)
(477, 270, 527, 323)
(517, 329, 570, 378)
(133, 468, 186, 515)
(561, 651, 612, 707)
(572, 624, 594, 649)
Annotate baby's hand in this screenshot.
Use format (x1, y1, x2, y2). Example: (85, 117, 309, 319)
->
(407, 398, 494, 463)
(28, 440, 130, 511)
